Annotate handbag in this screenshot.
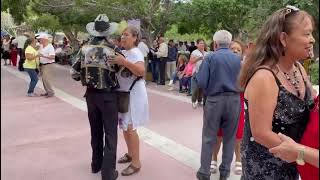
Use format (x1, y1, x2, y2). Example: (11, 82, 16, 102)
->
(117, 76, 142, 113)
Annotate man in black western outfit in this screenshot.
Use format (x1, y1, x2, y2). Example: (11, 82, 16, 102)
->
(70, 14, 120, 180)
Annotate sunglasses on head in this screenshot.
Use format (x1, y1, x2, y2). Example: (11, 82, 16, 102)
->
(285, 5, 300, 16)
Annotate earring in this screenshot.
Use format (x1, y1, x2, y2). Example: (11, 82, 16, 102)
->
(282, 47, 286, 56)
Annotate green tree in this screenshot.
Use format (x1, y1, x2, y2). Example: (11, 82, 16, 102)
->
(82, 0, 177, 45)
(1, 0, 30, 24)
(171, 0, 319, 45)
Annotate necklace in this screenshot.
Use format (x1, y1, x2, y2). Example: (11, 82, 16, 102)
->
(280, 66, 301, 97)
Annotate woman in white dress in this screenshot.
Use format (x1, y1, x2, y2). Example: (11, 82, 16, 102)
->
(109, 26, 149, 176)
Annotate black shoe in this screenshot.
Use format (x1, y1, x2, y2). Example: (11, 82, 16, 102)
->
(196, 172, 210, 180)
(102, 170, 118, 180)
(91, 162, 102, 174)
(219, 176, 228, 180)
(112, 170, 119, 180)
(91, 165, 102, 174)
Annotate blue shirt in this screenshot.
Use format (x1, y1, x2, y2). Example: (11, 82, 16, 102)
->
(196, 48, 241, 96)
(168, 46, 177, 62)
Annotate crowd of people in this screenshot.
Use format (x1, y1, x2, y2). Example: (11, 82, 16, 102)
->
(135, 31, 258, 110)
(1, 31, 56, 97)
(1, 5, 319, 180)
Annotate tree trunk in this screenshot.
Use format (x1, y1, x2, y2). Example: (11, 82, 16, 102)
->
(63, 30, 79, 53)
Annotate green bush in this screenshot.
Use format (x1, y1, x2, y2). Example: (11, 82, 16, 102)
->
(310, 61, 319, 85)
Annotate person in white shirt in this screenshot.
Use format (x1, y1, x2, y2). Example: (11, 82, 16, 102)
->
(155, 36, 168, 85)
(137, 37, 150, 81)
(17, 33, 28, 61)
(109, 25, 149, 176)
(37, 33, 56, 97)
(189, 39, 207, 108)
(2, 35, 11, 65)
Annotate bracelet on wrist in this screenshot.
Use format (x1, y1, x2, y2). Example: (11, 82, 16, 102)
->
(296, 145, 306, 166)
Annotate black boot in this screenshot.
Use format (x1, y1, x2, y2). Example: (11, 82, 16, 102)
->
(196, 171, 210, 180)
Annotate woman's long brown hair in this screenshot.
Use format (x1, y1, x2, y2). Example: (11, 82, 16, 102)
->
(238, 8, 313, 89)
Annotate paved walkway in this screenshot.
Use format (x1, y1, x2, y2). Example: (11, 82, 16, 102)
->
(2, 64, 318, 180)
(1, 64, 241, 180)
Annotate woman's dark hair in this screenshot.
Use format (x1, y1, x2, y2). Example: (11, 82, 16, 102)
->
(196, 38, 204, 44)
(24, 38, 35, 50)
(178, 54, 188, 64)
(231, 40, 245, 57)
(238, 7, 314, 89)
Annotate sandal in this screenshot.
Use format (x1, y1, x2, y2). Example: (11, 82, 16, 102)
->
(210, 161, 217, 174)
(117, 153, 132, 164)
(121, 164, 141, 176)
(234, 161, 242, 175)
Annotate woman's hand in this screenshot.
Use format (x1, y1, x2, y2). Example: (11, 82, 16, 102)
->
(108, 53, 127, 66)
(269, 133, 301, 162)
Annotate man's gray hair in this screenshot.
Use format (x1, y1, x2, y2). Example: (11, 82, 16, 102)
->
(213, 30, 232, 47)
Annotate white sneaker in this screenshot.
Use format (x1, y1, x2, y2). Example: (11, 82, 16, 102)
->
(168, 80, 173, 86)
(168, 87, 174, 91)
(192, 102, 198, 109)
(210, 161, 218, 174)
(234, 161, 242, 175)
(27, 93, 38, 97)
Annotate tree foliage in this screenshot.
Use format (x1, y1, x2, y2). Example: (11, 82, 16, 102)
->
(1, 0, 30, 24)
(171, 0, 319, 44)
(2, 0, 319, 49)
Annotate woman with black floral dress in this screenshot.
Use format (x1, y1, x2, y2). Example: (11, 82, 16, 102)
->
(238, 5, 317, 180)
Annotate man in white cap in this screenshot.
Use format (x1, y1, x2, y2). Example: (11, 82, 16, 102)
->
(70, 14, 119, 180)
(196, 30, 241, 180)
(38, 33, 56, 97)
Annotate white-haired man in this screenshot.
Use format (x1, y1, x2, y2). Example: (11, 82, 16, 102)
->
(196, 30, 241, 180)
(38, 33, 56, 97)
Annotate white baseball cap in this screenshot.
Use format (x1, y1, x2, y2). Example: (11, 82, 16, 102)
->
(37, 33, 49, 40)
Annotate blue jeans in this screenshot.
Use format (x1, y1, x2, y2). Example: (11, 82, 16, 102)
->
(180, 76, 191, 93)
(150, 60, 159, 82)
(171, 71, 179, 84)
(25, 68, 38, 94)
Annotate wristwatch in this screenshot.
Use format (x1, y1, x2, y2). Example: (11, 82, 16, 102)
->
(296, 146, 305, 166)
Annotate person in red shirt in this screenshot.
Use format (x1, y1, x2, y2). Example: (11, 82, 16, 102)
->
(10, 43, 18, 66)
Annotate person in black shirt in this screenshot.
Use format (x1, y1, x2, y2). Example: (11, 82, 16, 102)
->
(188, 41, 197, 53)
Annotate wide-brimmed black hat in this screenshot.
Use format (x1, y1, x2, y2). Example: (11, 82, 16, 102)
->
(86, 14, 118, 37)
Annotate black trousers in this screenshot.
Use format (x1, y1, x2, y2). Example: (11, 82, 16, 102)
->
(17, 48, 25, 71)
(159, 57, 167, 84)
(85, 91, 118, 180)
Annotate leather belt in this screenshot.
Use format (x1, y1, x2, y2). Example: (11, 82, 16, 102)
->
(40, 63, 53, 66)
